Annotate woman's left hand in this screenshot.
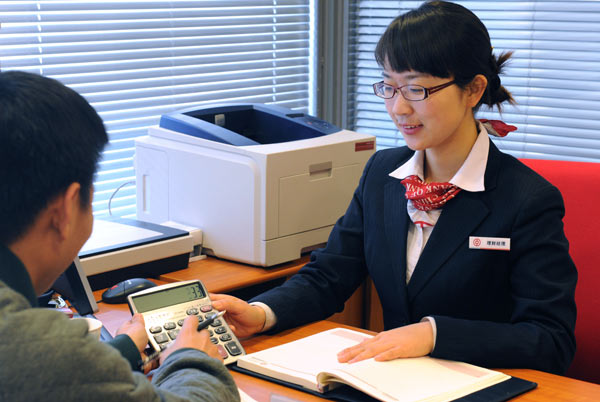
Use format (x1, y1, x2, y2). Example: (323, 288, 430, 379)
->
(337, 321, 434, 363)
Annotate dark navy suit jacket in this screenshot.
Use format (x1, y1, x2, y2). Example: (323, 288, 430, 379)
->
(252, 141, 577, 374)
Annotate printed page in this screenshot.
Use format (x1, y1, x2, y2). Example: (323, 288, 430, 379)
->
(237, 328, 371, 392)
(323, 355, 509, 402)
(239, 328, 510, 402)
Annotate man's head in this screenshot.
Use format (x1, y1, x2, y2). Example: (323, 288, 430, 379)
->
(1, 71, 108, 292)
(0, 71, 108, 246)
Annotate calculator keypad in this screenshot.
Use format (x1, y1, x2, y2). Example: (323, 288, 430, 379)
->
(144, 303, 244, 365)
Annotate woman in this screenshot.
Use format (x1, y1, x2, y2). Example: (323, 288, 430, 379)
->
(212, 0, 577, 374)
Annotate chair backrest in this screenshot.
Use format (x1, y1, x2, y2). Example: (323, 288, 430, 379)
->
(520, 158, 600, 384)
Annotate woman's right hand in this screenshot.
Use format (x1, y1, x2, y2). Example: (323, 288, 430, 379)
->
(210, 293, 267, 338)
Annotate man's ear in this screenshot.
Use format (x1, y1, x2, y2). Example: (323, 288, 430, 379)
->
(467, 74, 488, 108)
(49, 182, 81, 240)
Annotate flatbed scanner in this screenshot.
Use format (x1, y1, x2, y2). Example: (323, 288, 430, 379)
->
(135, 103, 375, 266)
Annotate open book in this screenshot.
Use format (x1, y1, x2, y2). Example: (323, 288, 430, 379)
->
(236, 328, 511, 402)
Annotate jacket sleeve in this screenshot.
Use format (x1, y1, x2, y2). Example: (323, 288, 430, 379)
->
(59, 337, 240, 402)
(107, 333, 143, 371)
(0, 306, 240, 402)
(431, 183, 577, 374)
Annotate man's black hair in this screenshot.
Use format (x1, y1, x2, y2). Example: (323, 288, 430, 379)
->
(0, 71, 108, 245)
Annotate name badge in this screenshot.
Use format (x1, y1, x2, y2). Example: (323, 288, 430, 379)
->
(469, 236, 510, 251)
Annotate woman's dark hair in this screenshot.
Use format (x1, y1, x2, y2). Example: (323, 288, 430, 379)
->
(375, 0, 514, 111)
(0, 71, 108, 245)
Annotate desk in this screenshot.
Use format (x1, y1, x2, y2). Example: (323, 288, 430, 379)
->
(93, 254, 363, 334)
(94, 296, 600, 401)
(160, 255, 365, 328)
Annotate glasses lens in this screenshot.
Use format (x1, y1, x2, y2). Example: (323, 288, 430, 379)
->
(401, 85, 426, 100)
(374, 82, 394, 99)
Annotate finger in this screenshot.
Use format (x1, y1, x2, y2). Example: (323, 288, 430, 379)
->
(181, 314, 199, 333)
(131, 313, 145, 324)
(337, 346, 360, 362)
(348, 350, 375, 364)
(373, 348, 401, 362)
(338, 339, 372, 357)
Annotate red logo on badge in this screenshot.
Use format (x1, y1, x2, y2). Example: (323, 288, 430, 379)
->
(473, 238, 481, 247)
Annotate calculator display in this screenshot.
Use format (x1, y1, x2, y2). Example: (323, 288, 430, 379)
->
(131, 282, 206, 313)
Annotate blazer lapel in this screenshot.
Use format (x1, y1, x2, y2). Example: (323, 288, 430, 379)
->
(383, 179, 411, 318)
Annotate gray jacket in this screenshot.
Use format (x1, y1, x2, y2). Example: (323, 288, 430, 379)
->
(0, 246, 240, 401)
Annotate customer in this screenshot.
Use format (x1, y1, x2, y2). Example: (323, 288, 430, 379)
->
(0, 71, 240, 401)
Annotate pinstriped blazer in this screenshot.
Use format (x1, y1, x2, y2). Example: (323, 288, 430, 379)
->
(252, 141, 577, 375)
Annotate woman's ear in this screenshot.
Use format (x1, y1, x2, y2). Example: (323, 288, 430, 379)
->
(467, 74, 488, 108)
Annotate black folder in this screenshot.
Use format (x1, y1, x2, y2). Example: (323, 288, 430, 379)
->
(231, 364, 537, 402)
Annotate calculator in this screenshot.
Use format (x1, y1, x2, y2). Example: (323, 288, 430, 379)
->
(127, 279, 245, 365)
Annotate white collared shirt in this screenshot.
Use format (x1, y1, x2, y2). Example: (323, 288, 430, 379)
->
(388, 123, 490, 283)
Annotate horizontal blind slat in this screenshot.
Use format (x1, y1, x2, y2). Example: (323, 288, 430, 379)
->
(347, 0, 600, 163)
(1, 1, 313, 216)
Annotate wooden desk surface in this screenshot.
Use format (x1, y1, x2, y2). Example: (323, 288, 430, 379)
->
(94, 299, 600, 402)
(93, 256, 308, 335)
(159, 254, 310, 293)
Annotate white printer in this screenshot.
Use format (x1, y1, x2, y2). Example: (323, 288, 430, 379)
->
(135, 103, 375, 266)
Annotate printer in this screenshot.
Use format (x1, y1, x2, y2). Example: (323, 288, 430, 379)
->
(135, 103, 375, 266)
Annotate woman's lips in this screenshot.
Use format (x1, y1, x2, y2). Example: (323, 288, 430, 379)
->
(400, 124, 423, 135)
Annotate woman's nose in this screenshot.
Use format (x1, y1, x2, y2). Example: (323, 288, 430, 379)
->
(391, 92, 413, 115)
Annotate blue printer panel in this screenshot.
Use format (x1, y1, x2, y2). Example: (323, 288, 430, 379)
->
(159, 103, 340, 147)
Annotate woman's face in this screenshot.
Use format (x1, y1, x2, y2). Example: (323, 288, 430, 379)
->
(383, 68, 477, 155)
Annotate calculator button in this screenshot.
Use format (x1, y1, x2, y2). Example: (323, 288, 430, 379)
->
(208, 329, 214, 336)
(160, 344, 168, 351)
(177, 319, 185, 326)
(214, 326, 227, 334)
(186, 308, 199, 315)
(200, 305, 213, 313)
(219, 333, 232, 342)
(154, 333, 169, 344)
(225, 341, 243, 356)
(167, 329, 180, 340)
(210, 337, 218, 344)
(216, 345, 229, 359)
(210, 319, 222, 327)
(164, 322, 176, 330)
(149, 326, 162, 334)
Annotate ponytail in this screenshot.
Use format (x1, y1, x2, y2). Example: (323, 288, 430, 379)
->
(481, 51, 515, 111)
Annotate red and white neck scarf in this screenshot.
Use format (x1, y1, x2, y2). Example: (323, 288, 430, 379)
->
(400, 175, 461, 211)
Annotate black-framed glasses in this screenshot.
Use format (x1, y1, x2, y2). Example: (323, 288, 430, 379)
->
(372, 80, 456, 101)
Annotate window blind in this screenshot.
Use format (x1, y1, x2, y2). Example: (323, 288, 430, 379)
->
(347, 0, 600, 162)
(1, 0, 313, 217)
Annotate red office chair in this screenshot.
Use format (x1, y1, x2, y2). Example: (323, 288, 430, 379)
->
(521, 158, 600, 384)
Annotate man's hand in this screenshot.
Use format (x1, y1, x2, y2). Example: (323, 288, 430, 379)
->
(210, 293, 267, 338)
(159, 315, 221, 364)
(116, 313, 148, 353)
(337, 321, 434, 363)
